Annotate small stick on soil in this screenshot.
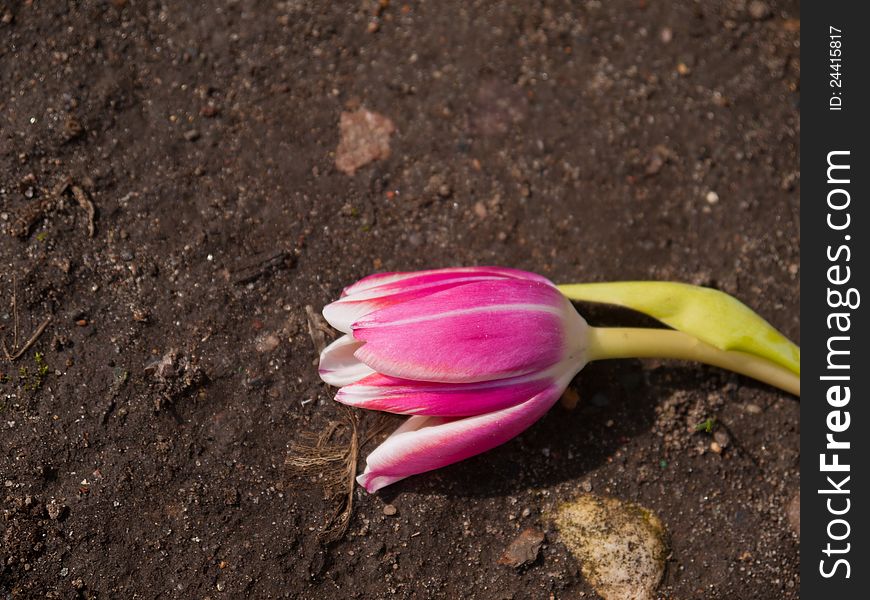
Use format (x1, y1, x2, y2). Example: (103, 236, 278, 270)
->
(11, 197, 55, 239)
(72, 184, 96, 237)
(305, 304, 332, 355)
(9, 175, 97, 239)
(231, 249, 295, 285)
(51, 176, 72, 197)
(2, 316, 51, 362)
(5, 273, 51, 363)
(12, 274, 19, 350)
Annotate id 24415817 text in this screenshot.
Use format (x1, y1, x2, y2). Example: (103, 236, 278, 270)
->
(829, 26, 843, 111)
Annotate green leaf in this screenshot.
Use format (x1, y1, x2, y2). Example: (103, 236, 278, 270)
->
(558, 282, 800, 375)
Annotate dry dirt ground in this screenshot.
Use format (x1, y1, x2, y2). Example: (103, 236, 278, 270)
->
(1, 1, 799, 598)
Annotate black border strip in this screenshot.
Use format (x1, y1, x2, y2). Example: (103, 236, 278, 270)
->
(802, 2, 868, 596)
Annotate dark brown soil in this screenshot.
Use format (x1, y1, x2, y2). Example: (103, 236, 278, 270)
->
(1, 1, 800, 598)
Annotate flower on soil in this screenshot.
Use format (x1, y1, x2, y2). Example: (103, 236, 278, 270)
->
(318, 267, 590, 492)
(318, 267, 801, 493)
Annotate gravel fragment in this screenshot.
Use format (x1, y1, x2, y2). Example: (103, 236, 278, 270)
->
(47, 501, 67, 521)
(748, 1, 771, 20)
(335, 108, 396, 175)
(255, 333, 281, 353)
(498, 528, 545, 568)
(556, 495, 667, 600)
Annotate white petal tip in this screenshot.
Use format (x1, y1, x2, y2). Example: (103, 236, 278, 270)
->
(355, 473, 373, 492)
(356, 471, 401, 493)
(318, 334, 376, 386)
(317, 367, 343, 387)
(318, 366, 375, 388)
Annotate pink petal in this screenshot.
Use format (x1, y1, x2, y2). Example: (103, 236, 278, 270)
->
(352, 279, 578, 383)
(318, 335, 375, 386)
(325, 276, 486, 334)
(356, 383, 564, 492)
(340, 266, 553, 299)
(336, 371, 555, 416)
(325, 268, 548, 333)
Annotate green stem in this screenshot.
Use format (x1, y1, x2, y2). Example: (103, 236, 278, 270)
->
(586, 327, 800, 396)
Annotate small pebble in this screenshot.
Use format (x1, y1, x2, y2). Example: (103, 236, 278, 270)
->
(255, 333, 281, 353)
(580, 479, 593, 493)
(47, 501, 67, 520)
(183, 129, 201, 142)
(498, 528, 545, 568)
(713, 430, 731, 448)
(383, 504, 397, 516)
(710, 441, 722, 454)
(748, 1, 770, 20)
(705, 191, 719, 204)
(425, 174, 449, 197)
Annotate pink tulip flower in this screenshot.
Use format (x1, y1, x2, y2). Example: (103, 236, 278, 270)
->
(318, 267, 590, 492)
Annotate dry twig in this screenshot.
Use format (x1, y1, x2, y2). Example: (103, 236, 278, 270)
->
(2, 275, 52, 362)
(10, 175, 97, 239)
(2, 316, 52, 362)
(305, 304, 332, 355)
(72, 184, 95, 237)
(231, 249, 295, 285)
